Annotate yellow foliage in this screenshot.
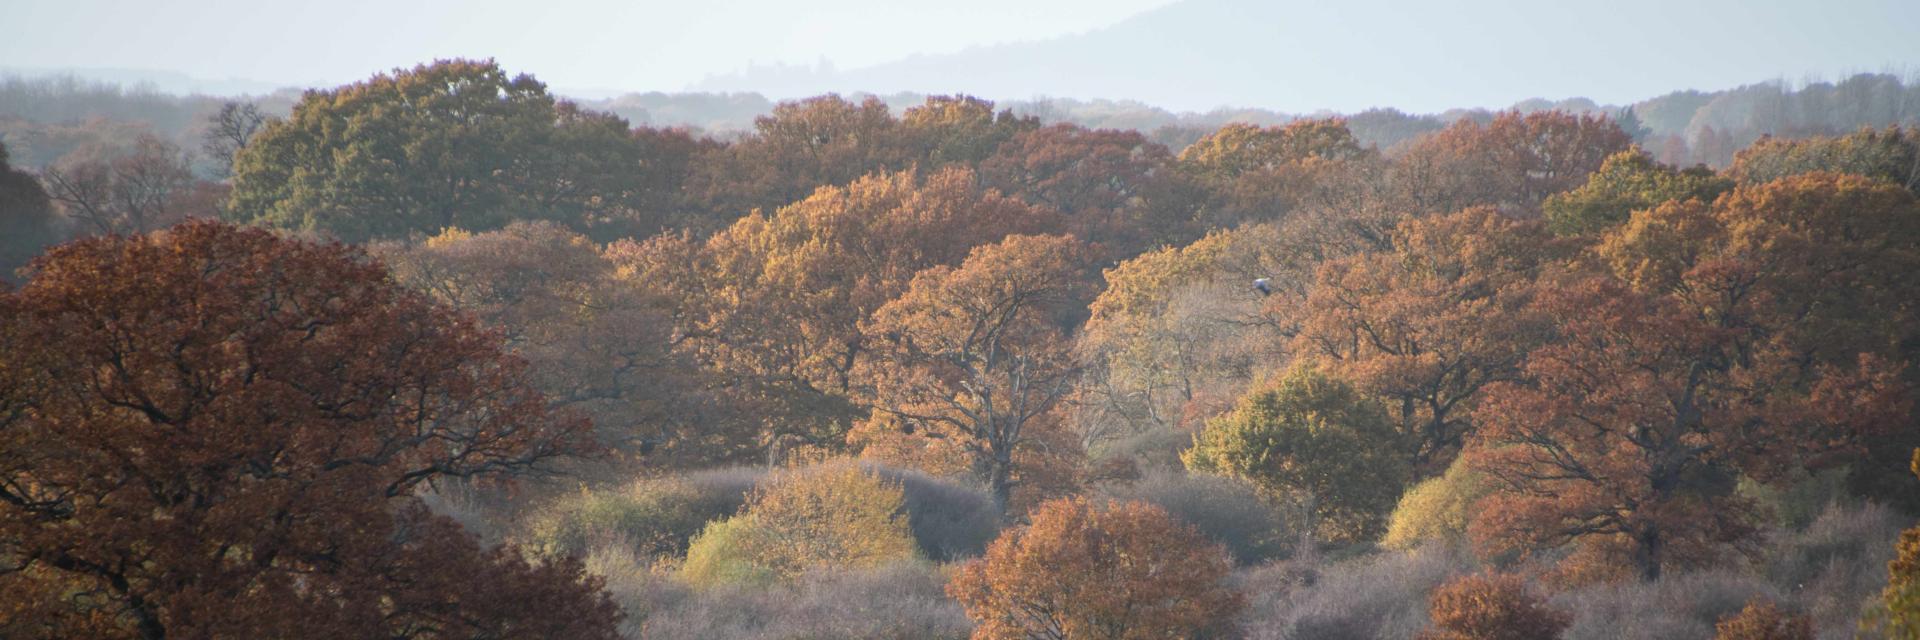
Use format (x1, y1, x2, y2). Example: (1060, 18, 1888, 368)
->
(679, 460, 918, 587)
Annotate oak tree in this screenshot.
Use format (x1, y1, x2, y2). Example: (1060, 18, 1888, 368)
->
(0, 221, 616, 638)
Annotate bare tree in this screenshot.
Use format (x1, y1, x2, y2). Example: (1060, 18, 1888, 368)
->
(201, 101, 268, 178)
(42, 135, 195, 235)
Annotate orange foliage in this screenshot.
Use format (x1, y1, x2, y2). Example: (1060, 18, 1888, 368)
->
(948, 497, 1244, 640)
(1714, 599, 1813, 640)
(1418, 572, 1570, 640)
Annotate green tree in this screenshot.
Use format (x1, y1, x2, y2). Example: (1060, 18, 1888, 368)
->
(1543, 150, 1732, 235)
(1183, 364, 1408, 542)
(228, 59, 660, 242)
(0, 140, 60, 280)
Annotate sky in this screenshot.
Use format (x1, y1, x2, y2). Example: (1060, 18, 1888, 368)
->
(3, 0, 1918, 113)
(0, 0, 1176, 94)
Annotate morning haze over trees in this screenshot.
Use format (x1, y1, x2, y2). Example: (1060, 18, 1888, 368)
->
(3, 5, 1920, 637)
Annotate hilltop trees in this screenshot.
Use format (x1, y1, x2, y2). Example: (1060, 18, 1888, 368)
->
(228, 59, 677, 242)
(0, 221, 615, 639)
(1394, 110, 1632, 216)
(1542, 150, 1731, 235)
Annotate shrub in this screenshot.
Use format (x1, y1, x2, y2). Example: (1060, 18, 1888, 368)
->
(871, 464, 1002, 560)
(1241, 544, 1474, 640)
(608, 561, 970, 640)
(1714, 599, 1812, 640)
(1557, 570, 1779, 640)
(680, 461, 918, 587)
(950, 497, 1244, 639)
(1873, 449, 1920, 639)
(1418, 573, 1570, 640)
(1105, 470, 1296, 564)
(1383, 458, 1492, 551)
(522, 467, 763, 560)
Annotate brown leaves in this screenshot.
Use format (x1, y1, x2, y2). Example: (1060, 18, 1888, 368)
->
(0, 221, 615, 638)
(1418, 572, 1570, 640)
(948, 497, 1243, 640)
(855, 234, 1094, 512)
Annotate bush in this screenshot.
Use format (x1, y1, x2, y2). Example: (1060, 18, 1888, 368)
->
(1713, 599, 1812, 640)
(1241, 544, 1474, 640)
(607, 561, 969, 640)
(522, 467, 763, 560)
(1105, 470, 1296, 564)
(950, 497, 1245, 640)
(1735, 468, 1853, 531)
(1383, 458, 1492, 551)
(680, 461, 918, 587)
(870, 464, 1002, 561)
(1418, 573, 1570, 640)
(1556, 570, 1780, 640)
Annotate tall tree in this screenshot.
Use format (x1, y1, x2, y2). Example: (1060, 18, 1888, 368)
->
(980, 124, 1202, 255)
(228, 59, 662, 242)
(199, 101, 268, 179)
(655, 168, 1056, 459)
(41, 134, 203, 235)
(1293, 207, 1566, 475)
(0, 221, 616, 638)
(1468, 277, 1907, 581)
(1393, 110, 1632, 216)
(378, 222, 737, 468)
(853, 234, 1094, 513)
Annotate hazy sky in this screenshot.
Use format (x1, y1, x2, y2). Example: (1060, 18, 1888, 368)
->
(0, 0, 1176, 92)
(3, 0, 1917, 112)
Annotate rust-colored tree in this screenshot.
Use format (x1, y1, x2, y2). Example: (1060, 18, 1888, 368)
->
(379, 222, 740, 468)
(1468, 278, 1906, 581)
(1294, 207, 1565, 475)
(656, 168, 1055, 458)
(853, 234, 1094, 513)
(948, 497, 1244, 640)
(1418, 572, 1569, 640)
(1393, 110, 1631, 216)
(0, 221, 617, 639)
(980, 124, 1202, 255)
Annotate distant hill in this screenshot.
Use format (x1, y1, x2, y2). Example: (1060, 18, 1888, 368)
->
(693, 0, 1920, 114)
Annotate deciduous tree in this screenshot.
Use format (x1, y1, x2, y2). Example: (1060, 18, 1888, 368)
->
(0, 221, 616, 639)
(853, 234, 1094, 513)
(1542, 150, 1731, 235)
(41, 134, 203, 235)
(1294, 207, 1565, 474)
(1184, 364, 1408, 542)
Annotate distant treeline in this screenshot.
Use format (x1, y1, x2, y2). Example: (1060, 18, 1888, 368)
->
(4, 71, 1918, 170)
